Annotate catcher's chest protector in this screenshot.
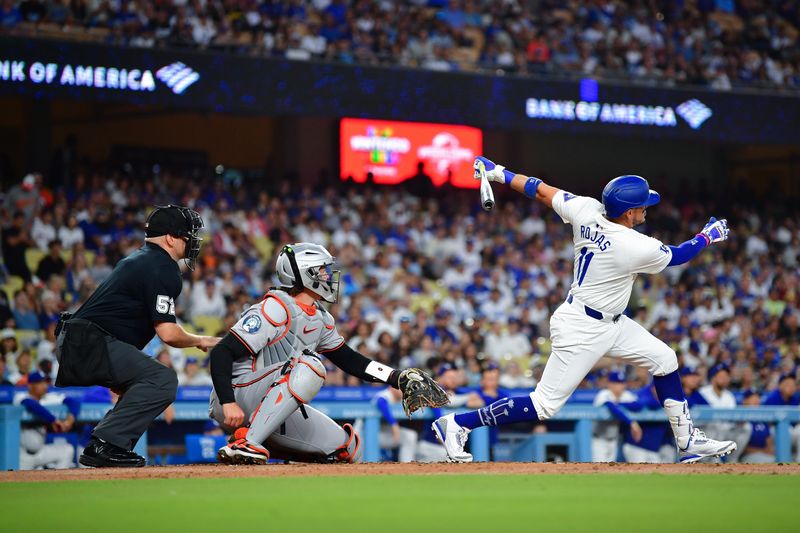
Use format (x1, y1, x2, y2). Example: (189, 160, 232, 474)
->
(230, 290, 344, 377)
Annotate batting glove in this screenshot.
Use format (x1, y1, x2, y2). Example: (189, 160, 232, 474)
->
(697, 217, 729, 245)
(474, 156, 507, 184)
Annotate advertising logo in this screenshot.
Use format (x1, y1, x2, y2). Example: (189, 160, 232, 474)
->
(0, 58, 200, 94)
(417, 132, 475, 176)
(525, 80, 712, 131)
(341, 118, 482, 188)
(675, 99, 713, 130)
(155, 62, 200, 95)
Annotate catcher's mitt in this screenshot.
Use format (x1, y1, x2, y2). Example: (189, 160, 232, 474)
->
(397, 368, 450, 417)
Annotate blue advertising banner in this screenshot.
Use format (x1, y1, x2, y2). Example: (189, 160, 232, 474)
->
(1, 36, 797, 144)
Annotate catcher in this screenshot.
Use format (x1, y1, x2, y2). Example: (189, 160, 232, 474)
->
(209, 242, 448, 464)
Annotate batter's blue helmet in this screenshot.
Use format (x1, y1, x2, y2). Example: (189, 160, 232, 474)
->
(602, 175, 660, 218)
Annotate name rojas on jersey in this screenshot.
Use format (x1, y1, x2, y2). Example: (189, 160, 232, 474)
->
(553, 191, 673, 316)
(229, 289, 344, 376)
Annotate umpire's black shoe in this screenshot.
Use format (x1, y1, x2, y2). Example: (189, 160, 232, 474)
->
(79, 439, 146, 468)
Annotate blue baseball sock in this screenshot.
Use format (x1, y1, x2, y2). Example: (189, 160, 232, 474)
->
(454, 395, 539, 430)
(653, 371, 686, 404)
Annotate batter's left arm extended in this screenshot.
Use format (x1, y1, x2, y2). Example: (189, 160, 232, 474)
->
(473, 155, 559, 208)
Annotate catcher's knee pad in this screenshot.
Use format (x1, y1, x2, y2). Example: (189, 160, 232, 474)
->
(288, 353, 326, 404)
(332, 423, 362, 463)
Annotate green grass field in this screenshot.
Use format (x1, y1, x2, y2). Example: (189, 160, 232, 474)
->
(1, 474, 796, 532)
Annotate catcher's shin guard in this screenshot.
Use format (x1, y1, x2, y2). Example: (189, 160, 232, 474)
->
(331, 423, 362, 463)
(247, 353, 326, 445)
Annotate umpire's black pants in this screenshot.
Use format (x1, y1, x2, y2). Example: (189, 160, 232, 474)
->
(55, 319, 178, 451)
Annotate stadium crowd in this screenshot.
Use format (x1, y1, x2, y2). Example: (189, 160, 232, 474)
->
(2, 0, 799, 91)
(1, 166, 798, 401)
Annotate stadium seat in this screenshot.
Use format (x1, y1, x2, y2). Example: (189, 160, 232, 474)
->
(14, 329, 41, 350)
(253, 236, 274, 261)
(1, 275, 24, 303)
(25, 248, 45, 273)
(193, 315, 224, 336)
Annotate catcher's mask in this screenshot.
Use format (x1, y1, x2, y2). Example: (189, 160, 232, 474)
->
(276, 243, 340, 303)
(145, 205, 204, 271)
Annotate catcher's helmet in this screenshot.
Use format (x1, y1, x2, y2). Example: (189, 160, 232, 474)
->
(276, 243, 340, 303)
(601, 175, 660, 219)
(145, 205, 204, 271)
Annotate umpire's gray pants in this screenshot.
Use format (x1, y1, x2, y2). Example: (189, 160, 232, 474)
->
(95, 338, 177, 450)
(57, 330, 177, 450)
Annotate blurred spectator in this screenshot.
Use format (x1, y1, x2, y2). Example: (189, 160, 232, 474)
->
(31, 209, 56, 252)
(12, 291, 39, 330)
(10, 349, 34, 385)
(373, 385, 418, 462)
(739, 389, 775, 464)
(36, 239, 67, 282)
(58, 214, 85, 250)
(592, 369, 640, 462)
(190, 277, 227, 320)
(2, 211, 33, 281)
(3, 174, 41, 223)
(0, 352, 11, 385)
(178, 357, 213, 386)
(699, 363, 751, 462)
(16, 371, 79, 470)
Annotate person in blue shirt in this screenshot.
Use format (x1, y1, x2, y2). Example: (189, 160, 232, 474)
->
(763, 374, 800, 462)
(16, 371, 81, 469)
(739, 389, 775, 464)
(680, 366, 709, 408)
(620, 383, 675, 463)
(475, 362, 508, 459)
(373, 386, 418, 463)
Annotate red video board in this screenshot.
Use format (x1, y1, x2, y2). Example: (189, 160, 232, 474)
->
(340, 118, 483, 188)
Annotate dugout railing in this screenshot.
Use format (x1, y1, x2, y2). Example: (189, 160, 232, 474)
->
(1, 402, 798, 470)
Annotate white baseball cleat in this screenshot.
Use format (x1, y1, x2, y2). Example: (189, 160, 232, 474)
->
(432, 413, 473, 463)
(678, 428, 737, 464)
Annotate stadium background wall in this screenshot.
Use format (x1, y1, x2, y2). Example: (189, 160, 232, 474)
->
(0, 36, 798, 195)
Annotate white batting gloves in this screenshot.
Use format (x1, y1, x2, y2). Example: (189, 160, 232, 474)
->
(698, 217, 730, 245)
(474, 156, 506, 184)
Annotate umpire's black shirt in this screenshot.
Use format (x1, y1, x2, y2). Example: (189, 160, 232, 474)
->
(74, 242, 182, 349)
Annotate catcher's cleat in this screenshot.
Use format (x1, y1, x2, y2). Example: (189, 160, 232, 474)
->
(217, 429, 270, 465)
(678, 428, 736, 464)
(432, 413, 473, 463)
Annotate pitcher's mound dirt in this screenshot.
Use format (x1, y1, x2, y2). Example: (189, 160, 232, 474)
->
(3, 462, 799, 483)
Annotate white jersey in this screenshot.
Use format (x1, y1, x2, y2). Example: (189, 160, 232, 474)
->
(229, 289, 345, 378)
(593, 388, 638, 439)
(699, 384, 738, 434)
(552, 191, 673, 315)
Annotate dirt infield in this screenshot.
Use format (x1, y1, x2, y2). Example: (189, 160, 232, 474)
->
(3, 461, 799, 483)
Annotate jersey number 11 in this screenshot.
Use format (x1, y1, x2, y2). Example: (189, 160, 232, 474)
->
(577, 247, 594, 287)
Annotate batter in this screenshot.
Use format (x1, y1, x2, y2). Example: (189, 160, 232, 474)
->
(433, 156, 736, 464)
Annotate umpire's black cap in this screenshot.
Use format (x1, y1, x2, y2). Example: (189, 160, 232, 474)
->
(145, 205, 194, 238)
(145, 205, 204, 271)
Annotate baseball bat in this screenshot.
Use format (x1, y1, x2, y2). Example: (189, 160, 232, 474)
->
(479, 167, 495, 211)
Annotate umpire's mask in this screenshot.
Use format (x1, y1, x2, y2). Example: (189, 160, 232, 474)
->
(145, 205, 204, 271)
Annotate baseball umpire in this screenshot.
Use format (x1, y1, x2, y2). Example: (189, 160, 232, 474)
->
(54, 205, 220, 468)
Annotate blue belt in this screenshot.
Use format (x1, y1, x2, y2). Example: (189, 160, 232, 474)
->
(567, 294, 621, 323)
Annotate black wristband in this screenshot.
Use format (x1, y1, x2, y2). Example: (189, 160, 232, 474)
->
(388, 370, 400, 389)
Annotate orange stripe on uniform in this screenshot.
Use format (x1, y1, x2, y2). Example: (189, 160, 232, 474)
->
(317, 340, 346, 353)
(261, 295, 290, 326)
